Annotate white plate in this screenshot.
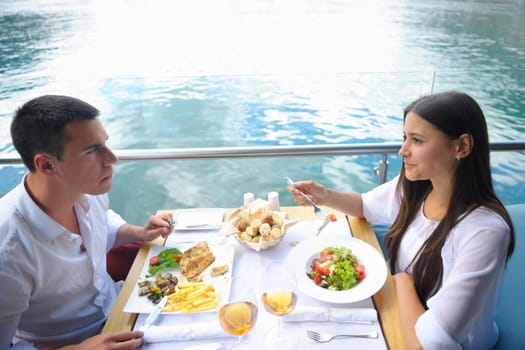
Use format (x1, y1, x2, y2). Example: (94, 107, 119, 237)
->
(173, 208, 224, 231)
(286, 235, 387, 304)
(123, 241, 235, 314)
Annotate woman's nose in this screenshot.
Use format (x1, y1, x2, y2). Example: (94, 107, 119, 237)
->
(398, 142, 408, 157)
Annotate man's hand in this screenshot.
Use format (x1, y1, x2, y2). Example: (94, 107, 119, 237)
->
(114, 213, 174, 247)
(141, 213, 174, 241)
(60, 331, 144, 350)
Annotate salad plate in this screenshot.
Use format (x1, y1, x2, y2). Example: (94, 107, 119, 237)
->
(286, 235, 387, 304)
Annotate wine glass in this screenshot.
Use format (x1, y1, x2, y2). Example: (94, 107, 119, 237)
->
(218, 277, 259, 349)
(260, 261, 299, 349)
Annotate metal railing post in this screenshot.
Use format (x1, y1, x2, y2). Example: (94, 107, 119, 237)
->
(374, 153, 389, 185)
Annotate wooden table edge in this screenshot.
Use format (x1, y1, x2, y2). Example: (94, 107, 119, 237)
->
(348, 215, 406, 350)
(101, 236, 164, 333)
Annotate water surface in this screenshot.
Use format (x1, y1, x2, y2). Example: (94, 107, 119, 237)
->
(1, 0, 524, 224)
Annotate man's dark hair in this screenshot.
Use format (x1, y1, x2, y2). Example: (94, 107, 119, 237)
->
(11, 95, 100, 171)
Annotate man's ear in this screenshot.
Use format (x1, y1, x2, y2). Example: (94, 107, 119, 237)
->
(34, 154, 56, 174)
(456, 133, 474, 159)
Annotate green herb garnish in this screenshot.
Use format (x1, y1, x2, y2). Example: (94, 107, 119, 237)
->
(148, 247, 183, 275)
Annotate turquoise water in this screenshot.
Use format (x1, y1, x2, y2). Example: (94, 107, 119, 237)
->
(1, 0, 524, 225)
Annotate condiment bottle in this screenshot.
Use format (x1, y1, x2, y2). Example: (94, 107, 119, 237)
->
(267, 191, 280, 211)
(243, 192, 255, 205)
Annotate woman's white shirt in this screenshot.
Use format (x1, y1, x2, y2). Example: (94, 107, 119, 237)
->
(362, 177, 510, 350)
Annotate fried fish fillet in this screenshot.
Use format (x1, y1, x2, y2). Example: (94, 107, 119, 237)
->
(210, 264, 229, 277)
(179, 241, 216, 280)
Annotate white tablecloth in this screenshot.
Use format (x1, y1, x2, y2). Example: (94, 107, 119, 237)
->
(135, 218, 388, 350)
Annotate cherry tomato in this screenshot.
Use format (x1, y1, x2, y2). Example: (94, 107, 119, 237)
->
(319, 251, 333, 263)
(326, 214, 337, 222)
(314, 262, 330, 276)
(174, 254, 182, 259)
(149, 255, 160, 266)
(354, 262, 366, 280)
(314, 275, 322, 285)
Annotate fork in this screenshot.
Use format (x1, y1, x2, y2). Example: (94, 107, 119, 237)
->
(283, 177, 325, 219)
(306, 329, 379, 342)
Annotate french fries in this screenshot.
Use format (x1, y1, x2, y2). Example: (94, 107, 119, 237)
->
(164, 282, 218, 313)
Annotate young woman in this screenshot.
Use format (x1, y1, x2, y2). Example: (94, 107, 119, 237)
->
(287, 91, 515, 349)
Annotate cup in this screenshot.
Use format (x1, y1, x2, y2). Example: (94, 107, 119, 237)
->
(260, 261, 298, 349)
(218, 277, 259, 349)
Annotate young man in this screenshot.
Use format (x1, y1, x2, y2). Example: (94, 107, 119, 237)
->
(0, 95, 174, 349)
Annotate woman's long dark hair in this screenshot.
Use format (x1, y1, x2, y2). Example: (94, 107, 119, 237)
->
(384, 91, 515, 304)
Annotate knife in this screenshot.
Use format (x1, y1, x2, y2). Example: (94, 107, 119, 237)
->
(140, 295, 168, 330)
(315, 220, 330, 236)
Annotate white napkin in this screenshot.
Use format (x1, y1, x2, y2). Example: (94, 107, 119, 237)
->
(282, 306, 378, 323)
(143, 322, 231, 343)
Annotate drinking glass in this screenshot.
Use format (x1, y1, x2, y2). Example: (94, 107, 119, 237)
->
(218, 277, 259, 349)
(260, 261, 299, 349)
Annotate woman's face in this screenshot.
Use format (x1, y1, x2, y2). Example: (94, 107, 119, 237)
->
(399, 112, 459, 183)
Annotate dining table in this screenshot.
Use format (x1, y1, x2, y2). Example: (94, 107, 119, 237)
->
(102, 206, 406, 350)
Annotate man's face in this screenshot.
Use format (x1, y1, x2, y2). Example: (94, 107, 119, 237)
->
(52, 118, 117, 195)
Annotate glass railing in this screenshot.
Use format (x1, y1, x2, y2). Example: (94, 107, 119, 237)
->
(1, 69, 524, 225)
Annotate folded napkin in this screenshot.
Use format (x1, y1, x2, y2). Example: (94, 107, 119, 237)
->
(143, 322, 231, 343)
(282, 306, 378, 323)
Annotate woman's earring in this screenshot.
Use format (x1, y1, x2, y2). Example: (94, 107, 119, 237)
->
(456, 157, 461, 161)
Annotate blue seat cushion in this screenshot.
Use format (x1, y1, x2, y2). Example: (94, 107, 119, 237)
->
(495, 204, 525, 349)
(372, 224, 389, 257)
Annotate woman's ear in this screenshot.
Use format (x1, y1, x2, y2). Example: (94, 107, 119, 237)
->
(33, 153, 56, 175)
(456, 133, 474, 159)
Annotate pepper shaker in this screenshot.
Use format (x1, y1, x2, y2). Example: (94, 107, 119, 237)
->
(267, 191, 280, 211)
(243, 192, 255, 205)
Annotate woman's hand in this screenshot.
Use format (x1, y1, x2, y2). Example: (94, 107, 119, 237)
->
(392, 272, 425, 350)
(60, 331, 144, 350)
(286, 180, 328, 206)
(285, 180, 364, 217)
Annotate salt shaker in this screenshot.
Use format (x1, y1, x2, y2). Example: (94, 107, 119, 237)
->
(267, 191, 280, 211)
(243, 192, 255, 205)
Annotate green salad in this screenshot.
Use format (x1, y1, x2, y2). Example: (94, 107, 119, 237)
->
(148, 247, 183, 275)
(308, 246, 365, 291)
